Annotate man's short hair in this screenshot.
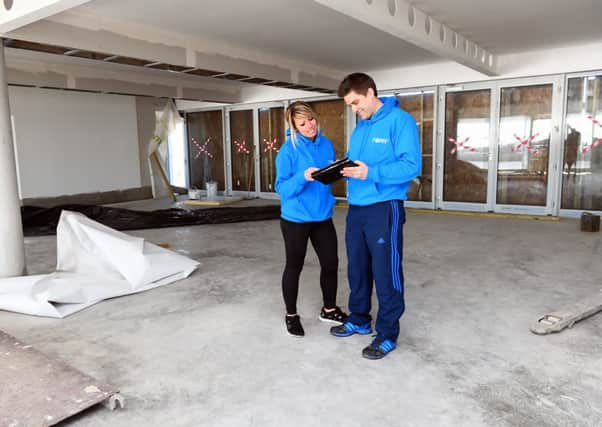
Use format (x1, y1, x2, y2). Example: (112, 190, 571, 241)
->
(337, 73, 378, 98)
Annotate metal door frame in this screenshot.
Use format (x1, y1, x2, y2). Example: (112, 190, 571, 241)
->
(255, 101, 288, 199)
(382, 86, 438, 210)
(184, 107, 227, 196)
(492, 75, 564, 216)
(435, 81, 496, 212)
(558, 71, 602, 218)
(225, 102, 275, 198)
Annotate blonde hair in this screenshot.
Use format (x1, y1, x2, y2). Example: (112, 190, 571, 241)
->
(286, 101, 320, 147)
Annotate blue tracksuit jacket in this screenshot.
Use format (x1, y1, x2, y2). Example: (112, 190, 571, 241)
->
(275, 129, 336, 223)
(347, 96, 421, 205)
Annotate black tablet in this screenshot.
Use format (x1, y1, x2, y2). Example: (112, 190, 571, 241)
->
(311, 158, 358, 184)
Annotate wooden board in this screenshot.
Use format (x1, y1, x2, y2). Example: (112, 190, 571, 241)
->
(184, 196, 243, 206)
(0, 330, 118, 426)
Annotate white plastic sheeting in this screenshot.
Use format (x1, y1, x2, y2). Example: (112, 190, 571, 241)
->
(0, 211, 199, 318)
(148, 99, 182, 198)
(148, 99, 182, 158)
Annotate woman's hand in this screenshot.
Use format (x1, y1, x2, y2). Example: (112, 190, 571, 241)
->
(342, 160, 368, 180)
(304, 167, 319, 181)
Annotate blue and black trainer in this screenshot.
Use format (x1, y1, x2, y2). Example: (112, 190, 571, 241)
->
(330, 321, 372, 337)
(362, 338, 396, 360)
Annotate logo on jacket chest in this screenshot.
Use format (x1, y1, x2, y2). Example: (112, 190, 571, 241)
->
(372, 137, 389, 144)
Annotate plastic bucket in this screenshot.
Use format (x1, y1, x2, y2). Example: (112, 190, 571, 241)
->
(206, 181, 218, 199)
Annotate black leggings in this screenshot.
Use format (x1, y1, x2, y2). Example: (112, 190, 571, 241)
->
(280, 218, 338, 315)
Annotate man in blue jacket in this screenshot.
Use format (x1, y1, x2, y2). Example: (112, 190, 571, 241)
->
(330, 73, 421, 360)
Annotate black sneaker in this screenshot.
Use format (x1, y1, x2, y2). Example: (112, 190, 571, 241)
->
(285, 314, 304, 337)
(319, 306, 348, 324)
(362, 338, 396, 360)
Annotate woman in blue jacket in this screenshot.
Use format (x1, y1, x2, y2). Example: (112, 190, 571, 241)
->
(275, 101, 347, 337)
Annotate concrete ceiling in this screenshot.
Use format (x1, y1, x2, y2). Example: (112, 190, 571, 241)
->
(68, 0, 439, 71)
(3, 0, 602, 100)
(68, 0, 602, 63)
(411, 0, 602, 53)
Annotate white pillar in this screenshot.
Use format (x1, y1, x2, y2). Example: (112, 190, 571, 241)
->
(0, 40, 25, 277)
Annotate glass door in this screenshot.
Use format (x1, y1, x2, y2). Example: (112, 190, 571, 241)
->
(560, 73, 602, 215)
(436, 79, 563, 214)
(396, 88, 436, 207)
(494, 77, 563, 215)
(227, 108, 256, 195)
(437, 84, 494, 211)
(186, 109, 226, 193)
(258, 104, 285, 196)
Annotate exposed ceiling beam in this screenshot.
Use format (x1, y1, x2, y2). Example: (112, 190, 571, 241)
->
(0, 0, 93, 34)
(313, 0, 499, 76)
(6, 18, 342, 92)
(5, 51, 244, 103)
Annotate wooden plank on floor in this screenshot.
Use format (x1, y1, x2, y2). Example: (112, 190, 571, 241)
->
(184, 196, 243, 206)
(0, 330, 119, 426)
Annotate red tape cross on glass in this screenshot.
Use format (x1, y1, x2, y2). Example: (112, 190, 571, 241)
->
(234, 139, 251, 154)
(448, 136, 476, 155)
(191, 137, 214, 159)
(583, 116, 602, 154)
(263, 138, 279, 153)
(512, 133, 540, 154)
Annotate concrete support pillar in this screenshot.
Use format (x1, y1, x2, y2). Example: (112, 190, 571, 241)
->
(0, 41, 25, 277)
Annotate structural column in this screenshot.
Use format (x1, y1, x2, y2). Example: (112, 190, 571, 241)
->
(0, 40, 25, 277)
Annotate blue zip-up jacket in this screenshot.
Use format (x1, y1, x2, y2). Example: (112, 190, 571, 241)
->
(275, 129, 336, 223)
(347, 96, 421, 206)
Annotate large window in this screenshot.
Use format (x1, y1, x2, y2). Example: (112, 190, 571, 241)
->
(168, 119, 187, 188)
(562, 76, 602, 211)
(229, 110, 255, 192)
(259, 107, 284, 192)
(186, 110, 225, 191)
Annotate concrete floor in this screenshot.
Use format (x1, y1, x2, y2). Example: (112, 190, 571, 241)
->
(1, 208, 601, 426)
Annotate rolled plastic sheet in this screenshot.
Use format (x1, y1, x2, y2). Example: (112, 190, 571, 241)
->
(21, 203, 281, 237)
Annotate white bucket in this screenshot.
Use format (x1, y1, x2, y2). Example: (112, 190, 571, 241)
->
(206, 181, 218, 199)
(188, 188, 202, 200)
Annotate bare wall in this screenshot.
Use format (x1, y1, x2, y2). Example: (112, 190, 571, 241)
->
(9, 87, 141, 199)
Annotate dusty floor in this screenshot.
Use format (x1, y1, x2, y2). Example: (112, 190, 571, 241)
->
(1, 208, 601, 427)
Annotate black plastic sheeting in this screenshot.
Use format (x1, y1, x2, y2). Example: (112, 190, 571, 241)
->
(22, 204, 281, 237)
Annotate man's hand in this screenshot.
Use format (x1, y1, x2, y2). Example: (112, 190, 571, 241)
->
(342, 160, 368, 180)
(304, 167, 319, 181)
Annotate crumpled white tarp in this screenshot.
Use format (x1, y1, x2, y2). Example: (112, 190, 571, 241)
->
(0, 211, 199, 318)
